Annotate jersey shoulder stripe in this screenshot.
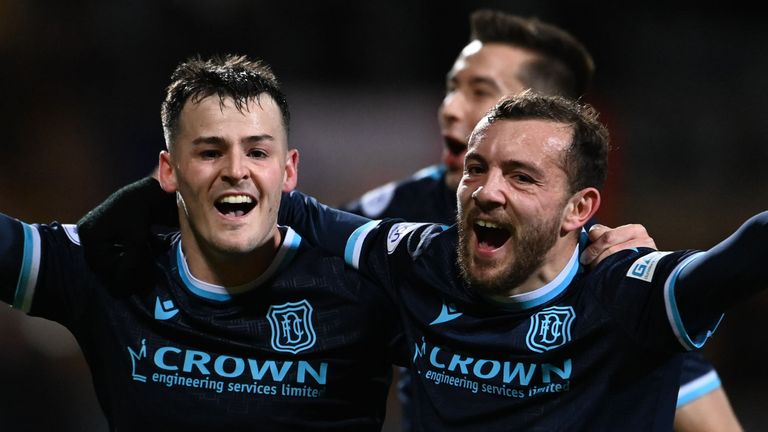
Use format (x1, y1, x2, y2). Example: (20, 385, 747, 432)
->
(344, 220, 381, 269)
(13, 222, 41, 312)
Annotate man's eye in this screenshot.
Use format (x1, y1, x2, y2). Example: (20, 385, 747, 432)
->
(248, 149, 267, 158)
(472, 88, 494, 99)
(512, 174, 535, 184)
(465, 165, 484, 175)
(200, 150, 221, 159)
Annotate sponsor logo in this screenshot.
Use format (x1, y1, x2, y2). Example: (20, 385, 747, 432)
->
(429, 301, 463, 325)
(627, 251, 673, 282)
(267, 300, 317, 354)
(128, 339, 148, 382)
(413, 338, 572, 398)
(124, 340, 329, 397)
(526, 306, 575, 353)
(154, 297, 179, 321)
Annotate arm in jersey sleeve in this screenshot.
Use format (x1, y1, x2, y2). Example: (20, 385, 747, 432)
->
(677, 352, 721, 408)
(673, 211, 768, 348)
(675, 387, 743, 432)
(0, 213, 30, 307)
(675, 352, 742, 431)
(77, 176, 177, 290)
(280, 190, 446, 291)
(279, 190, 381, 261)
(0, 212, 92, 327)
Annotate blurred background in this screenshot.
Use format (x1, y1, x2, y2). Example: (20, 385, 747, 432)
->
(2, 0, 767, 430)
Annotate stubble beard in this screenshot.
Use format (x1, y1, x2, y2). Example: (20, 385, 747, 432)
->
(457, 212, 561, 298)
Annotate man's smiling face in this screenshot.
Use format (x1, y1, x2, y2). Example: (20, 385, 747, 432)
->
(457, 117, 573, 296)
(159, 94, 297, 258)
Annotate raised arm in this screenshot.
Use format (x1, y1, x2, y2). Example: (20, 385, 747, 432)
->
(673, 211, 768, 347)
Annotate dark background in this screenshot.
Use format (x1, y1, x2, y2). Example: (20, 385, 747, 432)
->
(1, 1, 767, 429)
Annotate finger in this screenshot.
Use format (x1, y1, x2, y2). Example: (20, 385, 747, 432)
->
(580, 224, 611, 265)
(606, 224, 655, 250)
(581, 224, 656, 265)
(579, 246, 600, 266)
(587, 223, 608, 242)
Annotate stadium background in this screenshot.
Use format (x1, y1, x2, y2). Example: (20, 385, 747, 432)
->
(1, 1, 767, 429)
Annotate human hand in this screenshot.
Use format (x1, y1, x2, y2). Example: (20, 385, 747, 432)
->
(579, 224, 656, 267)
(77, 177, 178, 291)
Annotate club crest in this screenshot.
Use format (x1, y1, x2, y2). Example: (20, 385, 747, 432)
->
(526, 306, 575, 353)
(267, 300, 317, 354)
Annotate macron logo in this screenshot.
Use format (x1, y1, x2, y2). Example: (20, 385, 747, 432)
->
(154, 297, 179, 321)
(430, 302, 462, 325)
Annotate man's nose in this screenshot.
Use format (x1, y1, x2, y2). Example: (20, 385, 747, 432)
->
(472, 170, 507, 210)
(439, 91, 466, 126)
(221, 153, 249, 183)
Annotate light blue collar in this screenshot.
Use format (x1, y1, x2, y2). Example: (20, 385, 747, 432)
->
(176, 226, 302, 301)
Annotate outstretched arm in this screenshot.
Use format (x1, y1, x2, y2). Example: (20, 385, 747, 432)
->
(279, 190, 378, 261)
(674, 211, 768, 344)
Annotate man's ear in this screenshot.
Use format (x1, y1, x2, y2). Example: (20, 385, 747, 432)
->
(561, 187, 601, 233)
(282, 149, 299, 192)
(157, 151, 178, 193)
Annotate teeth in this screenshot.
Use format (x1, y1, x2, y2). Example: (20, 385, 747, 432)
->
(476, 220, 500, 229)
(217, 195, 253, 204)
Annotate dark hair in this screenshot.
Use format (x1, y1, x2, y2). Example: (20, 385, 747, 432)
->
(487, 91, 609, 192)
(161, 54, 290, 148)
(470, 10, 594, 100)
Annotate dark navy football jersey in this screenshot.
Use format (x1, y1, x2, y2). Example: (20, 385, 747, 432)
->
(279, 191, 725, 431)
(0, 213, 404, 431)
(342, 165, 457, 225)
(342, 165, 720, 413)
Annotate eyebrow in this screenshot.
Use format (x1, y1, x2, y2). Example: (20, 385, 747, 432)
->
(467, 76, 502, 92)
(502, 159, 545, 178)
(466, 151, 546, 177)
(191, 134, 276, 146)
(446, 73, 502, 92)
(465, 152, 486, 165)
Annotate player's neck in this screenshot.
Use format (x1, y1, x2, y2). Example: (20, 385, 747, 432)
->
(180, 228, 283, 288)
(504, 237, 579, 298)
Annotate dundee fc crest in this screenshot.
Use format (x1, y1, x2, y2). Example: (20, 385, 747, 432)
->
(267, 300, 317, 354)
(526, 306, 575, 353)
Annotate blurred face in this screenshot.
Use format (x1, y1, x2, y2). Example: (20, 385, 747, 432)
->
(457, 118, 573, 296)
(439, 41, 538, 189)
(158, 95, 297, 261)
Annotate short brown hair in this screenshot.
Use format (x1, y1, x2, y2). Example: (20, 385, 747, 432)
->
(161, 54, 290, 149)
(486, 91, 609, 192)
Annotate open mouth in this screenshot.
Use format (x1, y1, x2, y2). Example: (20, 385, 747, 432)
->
(444, 137, 467, 156)
(473, 220, 511, 250)
(214, 195, 256, 217)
